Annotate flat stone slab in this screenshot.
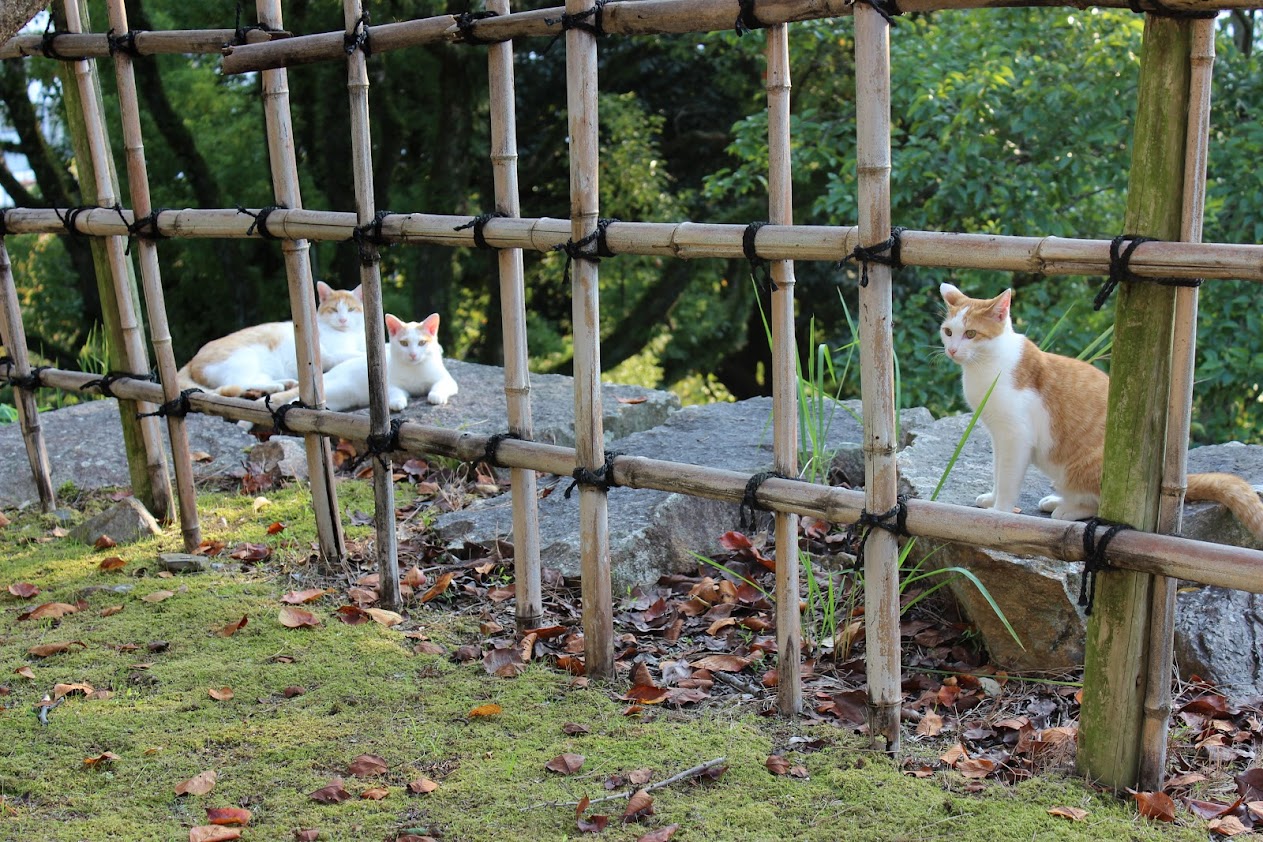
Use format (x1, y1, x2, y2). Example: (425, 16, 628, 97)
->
(68, 496, 161, 546)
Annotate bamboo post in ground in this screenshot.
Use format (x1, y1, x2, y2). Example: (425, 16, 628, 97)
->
(60, 0, 172, 521)
(764, 22, 802, 716)
(105, 0, 200, 550)
(486, 0, 544, 632)
(854, 0, 902, 752)
(1078, 15, 1192, 791)
(257, 0, 346, 567)
(343, 0, 401, 609)
(1138, 16, 1215, 791)
(0, 239, 56, 511)
(564, 0, 614, 681)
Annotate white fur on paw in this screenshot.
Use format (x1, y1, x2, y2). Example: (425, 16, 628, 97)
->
(1052, 503, 1096, 522)
(389, 396, 408, 412)
(975, 492, 995, 508)
(1039, 494, 1062, 513)
(427, 392, 449, 406)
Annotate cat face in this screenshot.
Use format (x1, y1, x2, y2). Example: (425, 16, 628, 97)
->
(939, 284, 1012, 365)
(384, 313, 441, 364)
(316, 282, 365, 333)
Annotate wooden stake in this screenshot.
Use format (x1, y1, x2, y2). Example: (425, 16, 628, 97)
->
(0, 239, 56, 511)
(256, 0, 347, 566)
(764, 23, 802, 717)
(343, 0, 401, 609)
(854, 0, 901, 753)
(1079, 15, 1191, 791)
(61, 0, 172, 521)
(105, 0, 201, 550)
(564, 0, 614, 681)
(486, 0, 544, 633)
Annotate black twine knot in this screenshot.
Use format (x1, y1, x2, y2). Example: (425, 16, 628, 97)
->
(543, 0, 607, 52)
(482, 431, 522, 468)
(264, 393, 311, 436)
(453, 211, 508, 250)
(54, 205, 99, 238)
(850, 496, 910, 568)
(553, 223, 611, 285)
(128, 207, 169, 244)
(1127, 0, 1217, 18)
(366, 418, 405, 467)
(344, 10, 372, 56)
(232, 3, 280, 45)
(1077, 516, 1133, 615)
(565, 450, 621, 498)
(742, 221, 774, 291)
(136, 387, 203, 419)
(40, 18, 87, 61)
(735, 0, 765, 36)
(1, 357, 50, 391)
(739, 470, 787, 532)
(81, 370, 155, 399)
(853, 0, 902, 26)
(106, 28, 141, 57)
(1093, 234, 1203, 311)
(237, 205, 287, 241)
(842, 226, 905, 287)
(352, 210, 393, 265)
(454, 10, 500, 44)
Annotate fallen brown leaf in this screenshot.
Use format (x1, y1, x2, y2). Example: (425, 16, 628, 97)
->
(545, 753, 585, 775)
(419, 571, 455, 603)
(623, 789, 655, 822)
(14, 666, 35, 679)
(468, 703, 502, 718)
(175, 770, 218, 797)
(100, 605, 124, 617)
(1047, 806, 1088, 821)
(309, 779, 350, 804)
(293, 829, 319, 842)
(141, 590, 175, 604)
(1208, 816, 1250, 837)
(365, 608, 403, 627)
(99, 557, 126, 572)
(956, 758, 996, 779)
(216, 615, 248, 637)
(279, 606, 321, 628)
(636, 826, 679, 842)
(408, 777, 439, 795)
(19, 601, 78, 621)
(205, 807, 252, 826)
(189, 827, 241, 842)
(563, 722, 591, 736)
(1133, 791, 1177, 822)
(766, 755, 790, 776)
(916, 710, 944, 737)
(360, 786, 389, 800)
(207, 687, 234, 702)
(7, 582, 39, 599)
(689, 654, 751, 673)
(53, 682, 94, 699)
(83, 751, 120, 766)
(402, 566, 427, 588)
(347, 754, 388, 777)
(28, 640, 86, 657)
(94, 535, 117, 550)
(281, 588, 329, 604)
(336, 605, 371, 625)
(267, 521, 286, 535)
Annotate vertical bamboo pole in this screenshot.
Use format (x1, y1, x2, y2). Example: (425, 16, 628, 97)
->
(0, 240, 56, 511)
(854, 2, 901, 752)
(486, 0, 544, 632)
(1138, 17, 1215, 791)
(765, 24, 801, 716)
(1079, 16, 1191, 791)
(343, 0, 401, 609)
(564, 0, 614, 681)
(105, 0, 200, 550)
(62, 0, 172, 521)
(257, 0, 346, 567)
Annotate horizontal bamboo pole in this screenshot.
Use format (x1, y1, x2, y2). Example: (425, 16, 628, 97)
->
(11, 361, 1263, 596)
(9, 207, 1263, 281)
(219, 0, 1245, 75)
(0, 28, 279, 60)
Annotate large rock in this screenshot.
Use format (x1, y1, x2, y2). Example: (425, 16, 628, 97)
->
(436, 397, 934, 590)
(68, 496, 161, 546)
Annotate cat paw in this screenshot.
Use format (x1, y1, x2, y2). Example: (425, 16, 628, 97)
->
(1038, 494, 1062, 513)
(975, 492, 995, 508)
(388, 396, 408, 412)
(426, 391, 449, 406)
(1052, 503, 1097, 522)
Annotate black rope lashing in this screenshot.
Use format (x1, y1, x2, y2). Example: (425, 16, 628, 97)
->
(237, 205, 287, 241)
(1077, 517, 1134, 615)
(482, 431, 523, 468)
(594, 217, 619, 258)
(128, 208, 169, 242)
(543, 0, 607, 52)
(841, 226, 905, 288)
(54, 205, 100, 238)
(352, 209, 394, 265)
(1127, 0, 1217, 19)
(80, 370, 155, 399)
(1092, 234, 1204, 311)
(564, 450, 621, 499)
(739, 470, 786, 532)
(735, 0, 766, 36)
(553, 222, 613, 286)
(106, 28, 142, 57)
(264, 393, 311, 436)
(39, 18, 88, 62)
(365, 418, 405, 467)
(453, 211, 508, 250)
(743, 221, 773, 291)
(454, 10, 500, 45)
(136, 387, 203, 419)
(344, 9, 373, 57)
(852, 495, 910, 567)
(232, 4, 279, 46)
(853, 0, 903, 26)
(0, 357, 51, 391)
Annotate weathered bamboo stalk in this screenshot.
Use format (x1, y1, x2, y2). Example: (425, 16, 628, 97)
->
(764, 23, 802, 717)
(219, 0, 1247, 75)
(1079, 16, 1191, 791)
(9, 207, 1263, 280)
(1139, 16, 1215, 792)
(257, 0, 346, 566)
(565, 0, 614, 682)
(486, 0, 544, 633)
(105, 0, 201, 550)
(854, 0, 902, 753)
(0, 27, 270, 60)
(0, 239, 56, 511)
(62, 0, 172, 521)
(343, 0, 401, 610)
(13, 362, 1263, 594)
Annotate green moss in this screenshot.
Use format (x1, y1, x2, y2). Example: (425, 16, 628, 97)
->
(0, 483, 1207, 841)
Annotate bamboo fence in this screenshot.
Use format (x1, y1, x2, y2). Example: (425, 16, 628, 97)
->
(1, 0, 1259, 791)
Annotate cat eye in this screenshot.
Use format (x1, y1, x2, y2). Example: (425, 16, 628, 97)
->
(964, 329, 977, 339)
(399, 340, 410, 346)
(943, 328, 952, 337)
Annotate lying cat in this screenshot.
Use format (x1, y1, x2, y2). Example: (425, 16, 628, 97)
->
(939, 283, 1263, 537)
(178, 282, 366, 398)
(266, 312, 457, 412)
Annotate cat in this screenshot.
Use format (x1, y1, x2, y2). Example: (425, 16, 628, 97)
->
(265, 312, 458, 412)
(178, 282, 366, 398)
(939, 283, 1263, 538)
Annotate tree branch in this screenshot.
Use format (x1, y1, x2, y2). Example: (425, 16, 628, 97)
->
(520, 757, 727, 810)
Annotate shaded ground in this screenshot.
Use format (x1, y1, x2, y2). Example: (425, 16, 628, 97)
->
(0, 456, 1255, 841)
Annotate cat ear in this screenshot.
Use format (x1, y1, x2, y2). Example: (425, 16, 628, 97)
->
(385, 314, 404, 337)
(351, 284, 363, 301)
(940, 283, 966, 306)
(316, 280, 333, 302)
(993, 289, 1013, 321)
(420, 314, 440, 337)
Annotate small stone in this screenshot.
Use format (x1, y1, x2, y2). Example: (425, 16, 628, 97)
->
(68, 498, 161, 547)
(157, 553, 208, 573)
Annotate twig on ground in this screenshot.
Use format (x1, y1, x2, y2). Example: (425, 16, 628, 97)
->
(711, 670, 763, 695)
(521, 756, 726, 810)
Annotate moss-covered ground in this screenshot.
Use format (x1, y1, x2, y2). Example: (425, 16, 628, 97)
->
(0, 480, 1213, 841)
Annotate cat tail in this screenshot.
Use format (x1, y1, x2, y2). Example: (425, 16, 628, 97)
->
(1186, 472, 1263, 540)
(177, 365, 205, 392)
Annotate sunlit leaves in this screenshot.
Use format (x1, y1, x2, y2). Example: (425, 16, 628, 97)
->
(279, 607, 321, 628)
(175, 770, 218, 797)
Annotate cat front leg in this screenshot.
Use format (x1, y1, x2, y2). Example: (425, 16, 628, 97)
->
(387, 386, 409, 413)
(1038, 494, 1062, 513)
(426, 374, 458, 406)
(988, 431, 1032, 514)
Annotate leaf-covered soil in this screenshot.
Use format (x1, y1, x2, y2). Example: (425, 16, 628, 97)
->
(0, 460, 1257, 841)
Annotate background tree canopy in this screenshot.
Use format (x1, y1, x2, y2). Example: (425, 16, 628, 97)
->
(2, 1, 1260, 443)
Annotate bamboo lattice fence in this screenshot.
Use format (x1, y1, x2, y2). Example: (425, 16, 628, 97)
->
(1, 0, 1261, 791)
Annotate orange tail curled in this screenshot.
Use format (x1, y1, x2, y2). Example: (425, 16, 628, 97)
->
(1186, 473, 1263, 541)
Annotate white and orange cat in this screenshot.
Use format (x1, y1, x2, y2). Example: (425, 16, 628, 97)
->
(266, 313, 457, 412)
(178, 282, 366, 397)
(940, 283, 1263, 537)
